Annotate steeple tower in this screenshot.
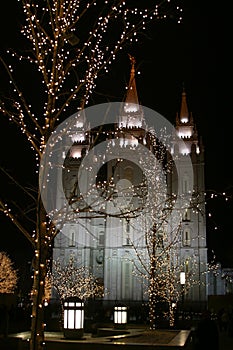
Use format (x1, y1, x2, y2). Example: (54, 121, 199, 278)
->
(68, 112, 90, 159)
(118, 55, 144, 129)
(176, 84, 194, 126)
(179, 84, 190, 123)
(175, 86, 200, 155)
(124, 54, 139, 111)
(172, 86, 207, 307)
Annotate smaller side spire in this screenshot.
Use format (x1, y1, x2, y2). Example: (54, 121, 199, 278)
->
(174, 85, 202, 156)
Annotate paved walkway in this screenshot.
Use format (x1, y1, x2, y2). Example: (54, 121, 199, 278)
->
(6, 328, 192, 350)
(219, 331, 233, 350)
(3, 327, 233, 350)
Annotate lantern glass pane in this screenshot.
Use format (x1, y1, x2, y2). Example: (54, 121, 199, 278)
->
(121, 311, 127, 323)
(64, 309, 68, 329)
(68, 310, 75, 328)
(75, 310, 84, 329)
(114, 311, 118, 324)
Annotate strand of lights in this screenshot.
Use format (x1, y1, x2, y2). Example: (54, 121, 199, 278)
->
(50, 255, 106, 301)
(0, 251, 18, 293)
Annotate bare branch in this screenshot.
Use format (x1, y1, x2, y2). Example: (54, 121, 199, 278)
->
(0, 199, 34, 246)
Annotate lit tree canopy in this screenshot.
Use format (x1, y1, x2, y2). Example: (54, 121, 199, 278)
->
(0, 251, 18, 294)
(50, 255, 105, 301)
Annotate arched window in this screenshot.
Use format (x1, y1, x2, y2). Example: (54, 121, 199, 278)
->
(122, 260, 132, 299)
(124, 166, 133, 182)
(185, 258, 190, 273)
(183, 208, 191, 221)
(157, 233, 164, 248)
(98, 231, 105, 246)
(68, 230, 76, 247)
(183, 174, 190, 194)
(123, 220, 132, 246)
(183, 228, 191, 246)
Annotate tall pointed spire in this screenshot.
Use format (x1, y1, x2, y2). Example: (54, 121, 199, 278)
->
(124, 54, 140, 113)
(119, 55, 144, 129)
(174, 85, 201, 155)
(180, 84, 189, 123)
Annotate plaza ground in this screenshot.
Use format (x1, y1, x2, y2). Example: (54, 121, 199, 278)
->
(1, 322, 233, 350)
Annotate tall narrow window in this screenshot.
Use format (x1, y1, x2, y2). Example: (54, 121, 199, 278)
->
(183, 175, 190, 194)
(157, 233, 164, 248)
(185, 258, 190, 273)
(123, 234, 132, 246)
(183, 208, 191, 221)
(122, 260, 132, 300)
(98, 231, 105, 246)
(123, 220, 132, 246)
(70, 175, 78, 197)
(183, 228, 191, 246)
(68, 230, 75, 247)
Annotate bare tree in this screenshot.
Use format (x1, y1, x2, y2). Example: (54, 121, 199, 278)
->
(130, 207, 211, 329)
(0, 1, 183, 349)
(119, 128, 212, 329)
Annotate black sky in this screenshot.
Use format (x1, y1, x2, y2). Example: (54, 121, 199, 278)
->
(0, 0, 232, 281)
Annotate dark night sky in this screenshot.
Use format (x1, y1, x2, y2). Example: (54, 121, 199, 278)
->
(0, 0, 232, 288)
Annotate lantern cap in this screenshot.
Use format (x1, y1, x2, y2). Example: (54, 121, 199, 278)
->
(64, 296, 83, 303)
(114, 303, 127, 307)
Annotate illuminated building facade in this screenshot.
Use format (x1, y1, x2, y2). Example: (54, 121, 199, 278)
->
(52, 57, 208, 313)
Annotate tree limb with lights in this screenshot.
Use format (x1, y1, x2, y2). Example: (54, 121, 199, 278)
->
(48, 254, 105, 315)
(0, 1, 183, 349)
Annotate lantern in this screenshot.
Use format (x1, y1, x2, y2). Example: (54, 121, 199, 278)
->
(114, 305, 128, 329)
(63, 297, 84, 339)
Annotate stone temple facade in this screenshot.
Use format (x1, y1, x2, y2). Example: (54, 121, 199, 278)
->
(52, 57, 208, 316)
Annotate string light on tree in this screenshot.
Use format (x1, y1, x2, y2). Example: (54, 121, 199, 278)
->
(0, 1, 184, 350)
(0, 252, 18, 294)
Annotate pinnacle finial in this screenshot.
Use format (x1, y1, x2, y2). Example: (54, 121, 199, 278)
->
(182, 81, 186, 93)
(128, 54, 136, 67)
(122, 54, 140, 114)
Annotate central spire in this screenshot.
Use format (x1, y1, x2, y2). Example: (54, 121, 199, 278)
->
(118, 55, 144, 129)
(180, 85, 189, 123)
(124, 54, 140, 113)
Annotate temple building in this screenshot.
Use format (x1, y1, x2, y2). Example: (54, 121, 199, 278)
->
(52, 56, 208, 317)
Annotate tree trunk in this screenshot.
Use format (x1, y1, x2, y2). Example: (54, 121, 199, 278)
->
(169, 302, 175, 328)
(149, 256, 157, 329)
(149, 231, 157, 330)
(149, 287, 157, 330)
(30, 201, 50, 350)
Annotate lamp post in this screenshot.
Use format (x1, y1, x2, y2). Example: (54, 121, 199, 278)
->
(180, 272, 186, 320)
(114, 304, 128, 329)
(63, 297, 84, 339)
